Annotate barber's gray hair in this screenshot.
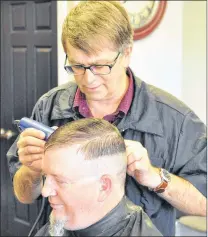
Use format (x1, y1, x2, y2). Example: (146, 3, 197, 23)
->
(45, 118, 126, 160)
(62, 1, 133, 55)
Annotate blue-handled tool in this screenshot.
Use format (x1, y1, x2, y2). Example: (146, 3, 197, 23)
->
(15, 117, 55, 140)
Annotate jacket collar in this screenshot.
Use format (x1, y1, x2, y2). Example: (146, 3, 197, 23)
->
(51, 69, 164, 137)
(51, 82, 78, 119)
(116, 74, 164, 137)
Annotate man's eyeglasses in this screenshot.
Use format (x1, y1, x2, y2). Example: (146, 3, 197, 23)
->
(64, 52, 120, 76)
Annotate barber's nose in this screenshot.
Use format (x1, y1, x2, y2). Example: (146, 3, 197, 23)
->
(83, 69, 96, 85)
(42, 176, 57, 197)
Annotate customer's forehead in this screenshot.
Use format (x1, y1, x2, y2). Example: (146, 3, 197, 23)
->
(43, 147, 86, 175)
(43, 148, 95, 178)
(44, 146, 82, 164)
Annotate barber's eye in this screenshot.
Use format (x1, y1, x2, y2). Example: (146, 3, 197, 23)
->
(91, 65, 106, 71)
(71, 65, 85, 73)
(72, 65, 83, 69)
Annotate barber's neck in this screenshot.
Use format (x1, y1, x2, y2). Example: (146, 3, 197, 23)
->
(87, 74, 129, 118)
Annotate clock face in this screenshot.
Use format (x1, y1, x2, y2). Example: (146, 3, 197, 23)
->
(121, 1, 156, 29)
(120, 1, 167, 40)
(74, 1, 167, 41)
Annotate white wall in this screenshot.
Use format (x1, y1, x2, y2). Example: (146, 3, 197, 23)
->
(57, 1, 206, 123)
(182, 1, 206, 123)
(130, 1, 183, 99)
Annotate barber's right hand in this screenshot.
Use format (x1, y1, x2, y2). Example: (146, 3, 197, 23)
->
(17, 128, 46, 173)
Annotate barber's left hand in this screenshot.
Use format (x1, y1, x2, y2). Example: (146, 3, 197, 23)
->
(124, 139, 161, 189)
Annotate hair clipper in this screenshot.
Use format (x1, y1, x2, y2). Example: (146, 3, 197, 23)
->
(15, 117, 55, 140)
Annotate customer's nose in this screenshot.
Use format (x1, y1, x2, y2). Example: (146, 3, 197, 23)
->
(41, 176, 57, 197)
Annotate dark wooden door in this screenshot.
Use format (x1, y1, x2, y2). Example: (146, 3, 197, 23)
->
(1, 1, 57, 236)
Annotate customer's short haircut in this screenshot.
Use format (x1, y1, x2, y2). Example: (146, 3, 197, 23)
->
(45, 118, 126, 160)
(62, 1, 133, 55)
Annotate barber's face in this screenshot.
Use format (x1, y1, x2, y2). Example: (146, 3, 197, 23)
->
(41, 146, 100, 230)
(65, 43, 131, 101)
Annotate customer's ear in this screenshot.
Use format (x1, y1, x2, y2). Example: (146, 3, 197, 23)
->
(97, 175, 112, 202)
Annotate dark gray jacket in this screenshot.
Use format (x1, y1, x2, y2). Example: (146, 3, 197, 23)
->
(7, 71, 207, 236)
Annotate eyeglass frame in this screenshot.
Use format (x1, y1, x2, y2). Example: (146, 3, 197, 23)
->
(64, 52, 121, 76)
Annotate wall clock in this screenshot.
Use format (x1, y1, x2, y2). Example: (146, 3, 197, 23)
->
(120, 1, 167, 40)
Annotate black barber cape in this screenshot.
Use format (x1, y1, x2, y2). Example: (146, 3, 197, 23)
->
(35, 196, 162, 236)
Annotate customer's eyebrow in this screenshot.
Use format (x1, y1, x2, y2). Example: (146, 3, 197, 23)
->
(42, 174, 70, 183)
(41, 171, 65, 179)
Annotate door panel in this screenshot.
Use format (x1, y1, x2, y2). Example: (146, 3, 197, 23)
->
(1, 1, 57, 236)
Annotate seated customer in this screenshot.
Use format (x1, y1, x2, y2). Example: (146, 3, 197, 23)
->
(35, 118, 162, 236)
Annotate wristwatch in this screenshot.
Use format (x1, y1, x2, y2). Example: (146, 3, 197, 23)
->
(151, 168, 171, 193)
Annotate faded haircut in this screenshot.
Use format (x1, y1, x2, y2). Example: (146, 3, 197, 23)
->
(45, 118, 126, 160)
(61, 1, 133, 55)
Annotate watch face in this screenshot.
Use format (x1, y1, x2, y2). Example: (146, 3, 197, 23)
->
(161, 169, 171, 182)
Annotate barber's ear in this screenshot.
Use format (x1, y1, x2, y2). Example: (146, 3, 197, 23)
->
(122, 46, 132, 68)
(97, 175, 112, 202)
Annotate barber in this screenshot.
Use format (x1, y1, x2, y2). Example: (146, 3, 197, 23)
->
(7, 1, 206, 236)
